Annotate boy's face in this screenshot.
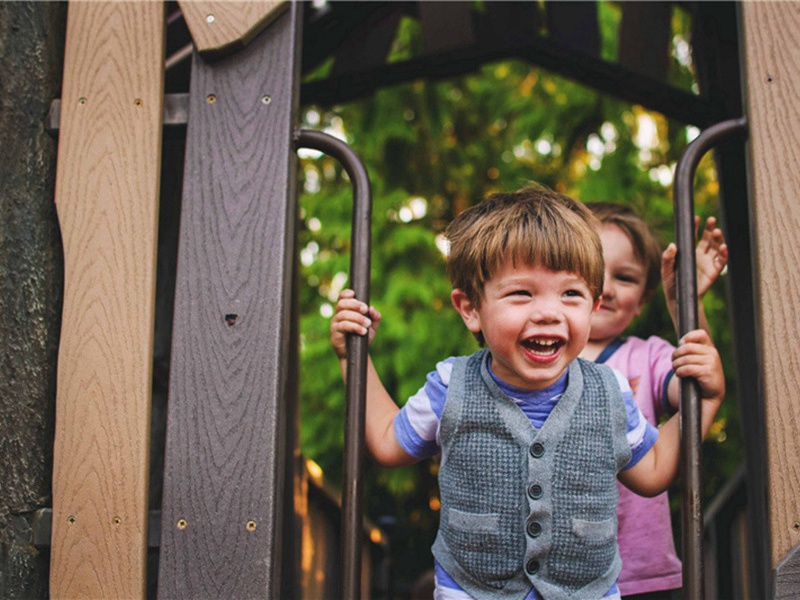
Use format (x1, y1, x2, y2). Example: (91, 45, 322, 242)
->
(590, 224, 648, 344)
(452, 262, 599, 390)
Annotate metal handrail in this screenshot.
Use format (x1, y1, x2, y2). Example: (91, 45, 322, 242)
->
(672, 116, 747, 600)
(294, 129, 372, 600)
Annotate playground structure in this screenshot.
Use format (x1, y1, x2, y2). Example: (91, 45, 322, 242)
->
(1, 1, 800, 598)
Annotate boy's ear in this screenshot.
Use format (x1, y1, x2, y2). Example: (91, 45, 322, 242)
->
(451, 289, 482, 334)
(592, 297, 602, 313)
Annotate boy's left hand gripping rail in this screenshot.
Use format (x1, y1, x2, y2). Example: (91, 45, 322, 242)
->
(294, 129, 372, 600)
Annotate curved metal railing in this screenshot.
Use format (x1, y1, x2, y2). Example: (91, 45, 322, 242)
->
(672, 116, 747, 600)
(294, 129, 372, 600)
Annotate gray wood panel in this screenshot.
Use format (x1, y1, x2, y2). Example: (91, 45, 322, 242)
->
(158, 5, 301, 597)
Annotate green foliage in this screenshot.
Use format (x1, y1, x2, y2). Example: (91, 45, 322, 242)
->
(297, 2, 741, 588)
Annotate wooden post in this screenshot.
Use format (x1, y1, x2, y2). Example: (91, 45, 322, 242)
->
(49, 3, 164, 598)
(740, 2, 800, 591)
(157, 4, 302, 597)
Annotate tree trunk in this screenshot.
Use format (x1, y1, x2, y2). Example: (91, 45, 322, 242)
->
(0, 2, 66, 597)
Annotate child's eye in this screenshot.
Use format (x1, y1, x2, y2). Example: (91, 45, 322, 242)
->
(615, 274, 639, 284)
(564, 289, 586, 298)
(508, 290, 531, 297)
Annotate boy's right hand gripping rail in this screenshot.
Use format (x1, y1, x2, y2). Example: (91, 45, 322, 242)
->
(672, 116, 747, 600)
(294, 129, 372, 600)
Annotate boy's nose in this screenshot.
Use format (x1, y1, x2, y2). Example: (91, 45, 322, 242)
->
(602, 273, 614, 298)
(530, 303, 561, 323)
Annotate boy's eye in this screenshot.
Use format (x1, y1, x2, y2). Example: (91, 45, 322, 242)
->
(564, 289, 586, 298)
(615, 273, 640, 284)
(508, 290, 531, 297)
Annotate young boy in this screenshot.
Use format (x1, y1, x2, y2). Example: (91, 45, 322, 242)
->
(581, 202, 728, 599)
(330, 187, 725, 600)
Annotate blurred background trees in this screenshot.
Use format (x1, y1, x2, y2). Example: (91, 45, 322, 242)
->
(296, 3, 740, 594)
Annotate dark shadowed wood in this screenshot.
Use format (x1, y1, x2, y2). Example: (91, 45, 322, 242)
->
(329, 5, 402, 78)
(692, 2, 770, 595)
(477, 1, 539, 50)
(157, 5, 302, 598)
(49, 2, 164, 598)
(619, 2, 671, 82)
(420, 2, 474, 55)
(545, 1, 599, 57)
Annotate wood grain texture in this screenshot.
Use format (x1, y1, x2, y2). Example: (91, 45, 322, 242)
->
(50, 2, 164, 598)
(157, 5, 301, 598)
(178, 0, 286, 58)
(741, 1, 800, 568)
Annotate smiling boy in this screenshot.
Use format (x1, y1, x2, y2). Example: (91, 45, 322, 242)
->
(330, 187, 725, 599)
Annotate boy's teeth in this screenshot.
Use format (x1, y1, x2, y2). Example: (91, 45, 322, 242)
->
(523, 337, 563, 355)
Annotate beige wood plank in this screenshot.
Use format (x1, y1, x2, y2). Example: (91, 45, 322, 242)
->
(49, 2, 164, 598)
(741, 0, 800, 568)
(178, 0, 286, 58)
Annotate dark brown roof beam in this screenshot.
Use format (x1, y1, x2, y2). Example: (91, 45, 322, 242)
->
(301, 34, 721, 128)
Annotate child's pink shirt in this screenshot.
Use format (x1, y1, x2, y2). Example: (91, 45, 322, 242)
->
(598, 335, 683, 596)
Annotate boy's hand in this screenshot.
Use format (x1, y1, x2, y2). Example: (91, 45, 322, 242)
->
(330, 289, 382, 360)
(671, 329, 725, 403)
(662, 216, 728, 305)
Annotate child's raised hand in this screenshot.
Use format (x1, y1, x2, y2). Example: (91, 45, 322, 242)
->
(661, 216, 728, 306)
(671, 329, 725, 403)
(330, 289, 382, 360)
(695, 216, 728, 297)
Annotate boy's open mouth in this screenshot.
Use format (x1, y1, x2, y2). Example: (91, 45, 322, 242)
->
(521, 336, 565, 357)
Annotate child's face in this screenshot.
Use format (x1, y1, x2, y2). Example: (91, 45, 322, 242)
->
(452, 262, 599, 390)
(590, 224, 649, 344)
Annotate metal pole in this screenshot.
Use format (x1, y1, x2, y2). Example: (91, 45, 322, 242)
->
(672, 117, 747, 600)
(295, 130, 372, 600)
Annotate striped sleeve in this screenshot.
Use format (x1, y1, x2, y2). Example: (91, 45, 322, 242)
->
(393, 359, 453, 459)
(613, 368, 659, 469)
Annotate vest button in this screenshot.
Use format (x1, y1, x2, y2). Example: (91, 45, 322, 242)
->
(528, 484, 543, 499)
(527, 520, 542, 537)
(530, 442, 545, 458)
(526, 559, 540, 575)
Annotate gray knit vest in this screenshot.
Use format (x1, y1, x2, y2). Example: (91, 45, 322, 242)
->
(432, 350, 631, 599)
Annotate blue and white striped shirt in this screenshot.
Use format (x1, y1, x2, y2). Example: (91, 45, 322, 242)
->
(394, 357, 657, 467)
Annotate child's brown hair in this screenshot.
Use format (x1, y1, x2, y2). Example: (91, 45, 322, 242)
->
(586, 202, 663, 300)
(445, 185, 605, 307)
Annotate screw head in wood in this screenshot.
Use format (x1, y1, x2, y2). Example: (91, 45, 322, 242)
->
(177, 518, 188, 530)
(206, 14, 215, 23)
(246, 520, 257, 532)
(67, 515, 76, 525)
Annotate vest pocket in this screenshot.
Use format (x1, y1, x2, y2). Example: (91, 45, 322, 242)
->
(571, 516, 615, 546)
(443, 508, 519, 587)
(449, 508, 500, 533)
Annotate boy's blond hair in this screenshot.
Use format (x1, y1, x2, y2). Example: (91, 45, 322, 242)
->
(445, 186, 605, 307)
(586, 202, 663, 300)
